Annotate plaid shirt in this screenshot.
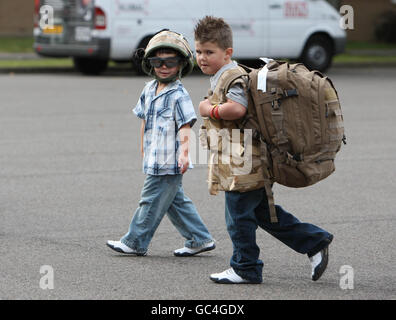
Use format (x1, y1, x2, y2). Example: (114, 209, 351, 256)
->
(133, 79, 197, 175)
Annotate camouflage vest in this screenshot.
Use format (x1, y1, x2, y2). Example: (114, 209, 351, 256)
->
(199, 66, 269, 196)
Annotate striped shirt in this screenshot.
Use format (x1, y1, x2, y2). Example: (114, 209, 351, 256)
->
(133, 79, 197, 175)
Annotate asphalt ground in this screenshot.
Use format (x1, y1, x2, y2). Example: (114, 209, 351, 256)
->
(0, 67, 395, 301)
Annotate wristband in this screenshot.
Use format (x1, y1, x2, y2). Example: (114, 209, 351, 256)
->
(214, 104, 221, 120)
(210, 104, 218, 120)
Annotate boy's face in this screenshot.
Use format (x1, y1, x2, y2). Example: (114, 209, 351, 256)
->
(152, 52, 180, 80)
(195, 41, 233, 75)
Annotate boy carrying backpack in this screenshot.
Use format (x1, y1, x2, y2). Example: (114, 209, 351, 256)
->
(194, 16, 343, 284)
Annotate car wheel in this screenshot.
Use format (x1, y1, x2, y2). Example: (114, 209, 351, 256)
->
(238, 59, 265, 69)
(73, 57, 108, 75)
(301, 35, 333, 72)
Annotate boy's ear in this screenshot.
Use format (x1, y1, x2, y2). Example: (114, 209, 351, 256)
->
(225, 47, 233, 59)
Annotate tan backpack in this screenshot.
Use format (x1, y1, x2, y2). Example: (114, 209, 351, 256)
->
(225, 60, 346, 194)
(215, 60, 346, 216)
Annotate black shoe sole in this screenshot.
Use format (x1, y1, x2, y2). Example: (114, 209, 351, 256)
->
(209, 276, 261, 284)
(174, 243, 216, 257)
(312, 246, 329, 281)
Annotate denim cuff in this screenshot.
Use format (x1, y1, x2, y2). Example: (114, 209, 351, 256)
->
(185, 238, 214, 249)
(307, 234, 334, 258)
(233, 268, 263, 284)
(121, 238, 147, 255)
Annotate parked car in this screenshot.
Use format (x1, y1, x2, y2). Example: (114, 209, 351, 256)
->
(33, 0, 346, 74)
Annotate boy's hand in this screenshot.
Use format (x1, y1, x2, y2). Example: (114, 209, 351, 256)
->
(199, 99, 212, 117)
(178, 153, 189, 174)
(178, 123, 191, 174)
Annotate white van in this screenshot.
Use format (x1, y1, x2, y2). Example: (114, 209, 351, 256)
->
(34, 0, 346, 74)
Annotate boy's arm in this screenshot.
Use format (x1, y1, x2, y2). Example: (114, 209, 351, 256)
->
(199, 98, 247, 120)
(178, 123, 191, 174)
(140, 120, 145, 157)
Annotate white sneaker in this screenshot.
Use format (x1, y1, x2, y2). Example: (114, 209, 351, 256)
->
(174, 241, 216, 257)
(106, 240, 146, 256)
(210, 268, 260, 284)
(309, 246, 329, 281)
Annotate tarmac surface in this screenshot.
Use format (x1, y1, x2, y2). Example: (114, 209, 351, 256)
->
(1, 67, 395, 300)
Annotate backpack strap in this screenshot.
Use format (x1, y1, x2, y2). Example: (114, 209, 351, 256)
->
(270, 88, 289, 152)
(208, 66, 248, 106)
(264, 180, 278, 223)
(222, 67, 249, 95)
(220, 65, 281, 224)
(258, 137, 279, 223)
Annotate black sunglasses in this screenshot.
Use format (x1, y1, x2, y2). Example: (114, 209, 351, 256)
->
(148, 57, 181, 68)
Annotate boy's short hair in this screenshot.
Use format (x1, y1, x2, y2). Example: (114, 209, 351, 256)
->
(194, 16, 233, 50)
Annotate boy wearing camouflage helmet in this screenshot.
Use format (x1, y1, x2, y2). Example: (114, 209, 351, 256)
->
(107, 30, 215, 257)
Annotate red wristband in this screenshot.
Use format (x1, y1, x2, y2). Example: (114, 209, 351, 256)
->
(210, 104, 218, 120)
(214, 105, 221, 120)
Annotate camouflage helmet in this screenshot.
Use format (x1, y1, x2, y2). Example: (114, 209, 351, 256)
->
(142, 29, 194, 78)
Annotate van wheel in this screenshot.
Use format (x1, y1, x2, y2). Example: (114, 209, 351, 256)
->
(300, 35, 333, 72)
(237, 59, 265, 69)
(73, 57, 108, 75)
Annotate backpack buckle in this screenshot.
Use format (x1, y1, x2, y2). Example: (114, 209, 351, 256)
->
(284, 89, 298, 97)
(271, 99, 281, 110)
(253, 130, 261, 141)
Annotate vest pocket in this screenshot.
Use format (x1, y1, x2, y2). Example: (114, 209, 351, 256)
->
(226, 172, 266, 192)
(199, 124, 209, 149)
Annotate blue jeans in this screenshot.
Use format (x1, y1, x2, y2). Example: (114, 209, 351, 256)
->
(225, 188, 333, 283)
(121, 174, 213, 254)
